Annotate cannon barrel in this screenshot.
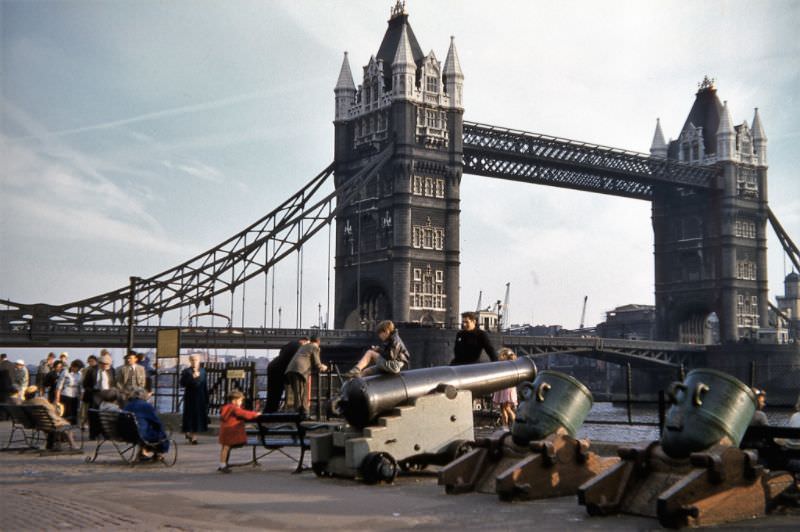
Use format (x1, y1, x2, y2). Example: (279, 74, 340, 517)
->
(338, 357, 538, 428)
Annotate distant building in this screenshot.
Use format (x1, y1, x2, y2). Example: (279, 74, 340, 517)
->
(597, 304, 656, 341)
(476, 309, 499, 332)
(775, 272, 800, 342)
(506, 324, 563, 337)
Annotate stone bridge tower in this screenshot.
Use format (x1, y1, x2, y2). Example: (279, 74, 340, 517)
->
(651, 77, 769, 343)
(333, 2, 464, 330)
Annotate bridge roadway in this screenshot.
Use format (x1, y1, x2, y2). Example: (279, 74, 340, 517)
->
(0, 323, 704, 368)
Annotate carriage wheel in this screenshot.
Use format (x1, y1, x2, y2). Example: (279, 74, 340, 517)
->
(360, 452, 398, 484)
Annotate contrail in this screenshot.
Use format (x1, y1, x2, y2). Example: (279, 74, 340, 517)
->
(4, 79, 324, 142)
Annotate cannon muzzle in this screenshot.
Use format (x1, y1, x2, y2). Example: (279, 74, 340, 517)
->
(339, 357, 538, 428)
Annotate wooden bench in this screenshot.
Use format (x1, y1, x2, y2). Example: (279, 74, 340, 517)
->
(741, 424, 800, 476)
(23, 404, 84, 454)
(237, 412, 325, 473)
(86, 409, 177, 466)
(0, 404, 41, 450)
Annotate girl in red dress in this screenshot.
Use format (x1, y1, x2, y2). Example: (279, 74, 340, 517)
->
(218, 390, 259, 472)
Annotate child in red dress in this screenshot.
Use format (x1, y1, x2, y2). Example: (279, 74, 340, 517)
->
(218, 390, 259, 473)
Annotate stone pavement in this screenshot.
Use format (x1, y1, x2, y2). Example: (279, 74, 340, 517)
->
(0, 421, 798, 531)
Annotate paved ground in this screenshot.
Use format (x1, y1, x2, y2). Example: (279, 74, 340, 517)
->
(0, 421, 798, 531)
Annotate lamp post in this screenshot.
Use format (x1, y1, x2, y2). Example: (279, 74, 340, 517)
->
(126, 276, 141, 355)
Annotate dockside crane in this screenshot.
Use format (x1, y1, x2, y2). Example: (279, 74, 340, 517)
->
(579, 295, 588, 329)
(498, 282, 511, 331)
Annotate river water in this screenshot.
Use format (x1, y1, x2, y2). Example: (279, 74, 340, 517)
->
(576, 402, 793, 443)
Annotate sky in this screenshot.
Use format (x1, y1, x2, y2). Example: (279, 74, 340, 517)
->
(1, 0, 799, 363)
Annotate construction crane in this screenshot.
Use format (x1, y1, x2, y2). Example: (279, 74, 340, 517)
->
(579, 295, 588, 329)
(498, 282, 511, 331)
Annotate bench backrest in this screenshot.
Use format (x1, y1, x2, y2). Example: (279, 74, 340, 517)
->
(90, 409, 141, 444)
(24, 404, 61, 432)
(2, 404, 37, 429)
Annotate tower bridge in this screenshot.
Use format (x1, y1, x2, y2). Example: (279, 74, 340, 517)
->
(1, 3, 798, 378)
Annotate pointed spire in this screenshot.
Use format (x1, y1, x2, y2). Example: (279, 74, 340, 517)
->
(392, 23, 415, 69)
(752, 107, 767, 166)
(443, 36, 463, 78)
(335, 52, 356, 91)
(716, 100, 736, 161)
(718, 100, 734, 135)
(752, 108, 766, 141)
(650, 118, 667, 157)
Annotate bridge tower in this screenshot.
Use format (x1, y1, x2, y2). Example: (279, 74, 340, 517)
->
(651, 77, 769, 343)
(332, 2, 464, 330)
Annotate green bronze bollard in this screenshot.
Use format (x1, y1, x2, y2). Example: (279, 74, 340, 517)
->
(660, 368, 756, 459)
(512, 370, 593, 446)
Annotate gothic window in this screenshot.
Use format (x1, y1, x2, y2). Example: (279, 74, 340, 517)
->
(412, 175, 423, 195)
(410, 265, 446, 311)
(426, 75, 438, 93)
(435, 178, 445, 198)
(435, 270, 444, 283)
(681, 144, 690, 162)
(426, 109, 440, 129)
(736, 261, 757, 280)
(736, 293, 759, 328)
(433, 228, 444, 250)
(411, 218, 445, 250)
(735, 219, 756, 239)
(423, 225, 434, 248)
(424, 177, 433, 196)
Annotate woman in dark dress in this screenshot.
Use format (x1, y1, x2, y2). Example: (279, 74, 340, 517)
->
(180, 354, 208, 444)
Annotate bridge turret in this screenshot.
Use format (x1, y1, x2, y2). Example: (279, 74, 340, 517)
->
(653, 79, 770, 344)
(716, 100, 736, 162)
(752, 108, 767, 167)
(334, 52, 356, 122)
(332, 4, 463, 331)
(392, 24, 416, 100)
(443, 36, 464, 110)
(650, 118, 667, 158)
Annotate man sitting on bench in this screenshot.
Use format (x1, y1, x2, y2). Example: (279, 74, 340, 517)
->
(22, 385, 77, 450)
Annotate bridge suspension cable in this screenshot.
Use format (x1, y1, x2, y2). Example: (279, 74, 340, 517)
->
(0, 144, 395, 328)
(767, 207, 800, 274)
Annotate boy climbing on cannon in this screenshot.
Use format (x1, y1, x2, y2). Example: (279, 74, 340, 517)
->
(343, 320, 409, 378)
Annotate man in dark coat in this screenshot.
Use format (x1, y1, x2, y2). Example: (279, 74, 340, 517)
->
(0, 354, 14, 419)
(451, 311, 498, 366)
(262, 337, 309, 413)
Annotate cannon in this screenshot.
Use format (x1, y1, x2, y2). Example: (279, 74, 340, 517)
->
(578, 368, 796, 528)
(310, 357, 537, 483)
(439, 370, 619, 500)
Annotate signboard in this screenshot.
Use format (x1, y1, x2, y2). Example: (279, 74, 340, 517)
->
(226, 369, 246, 379)
(156, 328, 180, 359)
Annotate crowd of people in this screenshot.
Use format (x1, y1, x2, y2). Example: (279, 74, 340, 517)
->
(0, 350, 166, 454)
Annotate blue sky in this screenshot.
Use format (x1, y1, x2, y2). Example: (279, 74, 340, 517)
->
(1, 0, 799, 362)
